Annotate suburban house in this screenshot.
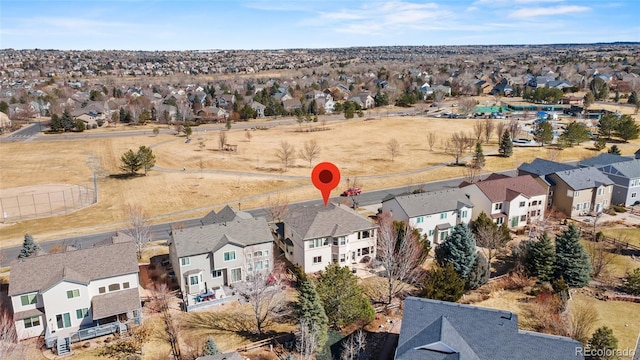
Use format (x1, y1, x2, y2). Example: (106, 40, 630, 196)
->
(276, 203, 376, 273)
(282, 98, 302, 112)
(546, 167, 614, 217)
(394, 297, 583, 359)
(216, 94, 235, 110)
(248, 101, 266, 118)
(381, 188, 474, 244)
(578, 153, 635, 168)
(592, 159, 640, 207)
(517, 158, 578, 208)
(461, 175, 547, 228)
(168, 207, 274, 309)
(8, 234, 141, 355)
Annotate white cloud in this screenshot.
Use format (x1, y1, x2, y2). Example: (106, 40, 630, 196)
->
(509, 5, 590, 18)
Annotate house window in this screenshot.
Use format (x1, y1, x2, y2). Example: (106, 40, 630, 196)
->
(212, 270, 222, 278)
(66, 289, 80, 299)
(496, 217, 504, 225)
(76, 308, 89, 319)
(20, 294, 37, 306)
(189, 275, 200, 286)
(428, 230, 434, 236)
(416, 217, 423, 223)
(313, 256, 322, 264)
(230, 268, 242, 283)
(99, 287, 106, 294)
(309, 238, 327, 249)
(224, 251, 236, 261)
(632, 192, 637, 198)
(362, 247, 370, 255)
(574, 190, 580, 198)
(519, 201, 526, 207)
(339, 237, 346, 245)
(520, 215, 527, 222)
(439, 230, 449, 240)
(108, 283, 120, 292)
(630, 179, 640, 187)
(530, 211, 537, 217)
(494, 203, 502, 211)
(263, 259, 269, 269)
(332, 255, 338, 263)
(440, 213, 447, 219)
(531, 200, 538, 206)
(180, 257, 190, 266)
(597, 188, 604, 195)
(254, 251, 262, 257)
(340, 254, 346, 263)
(123, 282, 130, 289)
(459, 210, 468, 218)
(24, 316, 40, 328)
(333, 238, 338, 245)
(254, 261, 264, 271)
(56, 313, 71, 329)
(246, 253, 252, 260)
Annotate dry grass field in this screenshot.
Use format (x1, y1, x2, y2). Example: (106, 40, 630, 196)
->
(1, 110, 639, 246)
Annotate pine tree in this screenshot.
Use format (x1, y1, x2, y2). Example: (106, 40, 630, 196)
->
(525, 232, 556, 282)
(587, 327, 618, 360)
(294, 280, 328, 351)
(18, 233, 41, 258)
(422, 263, 465, 302)
(607, 144, 621, 155)
(435, 224, 477, 281)
(467, 251, 490, 289)
(554, 224, 591, 287)
(203, 336, 220, 356)
(498, 129, 513, 157)
(628, 90, 638, 105)
(471, 142, 485, 169)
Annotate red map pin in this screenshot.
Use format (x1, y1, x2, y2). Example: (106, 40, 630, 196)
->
(311, 162, 341, 206)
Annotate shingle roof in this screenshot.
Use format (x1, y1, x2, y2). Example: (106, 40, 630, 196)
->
(578, 153, 634, 168)
(285, 203, 374, 240)
(600, 159, 640, 179)
(396, 297, 583, 360)
(384, 188, 473, 218)
(518, 158, 577, 177)
(201, 205, 252, 225)
(91, 288, 141, 320)
(172, 216, 273, 258)
(466, 175, 546, 203)
(9, 237, 138, 296)
(553, 167, 614, 190)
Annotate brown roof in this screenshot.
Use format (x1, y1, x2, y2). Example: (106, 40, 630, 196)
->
(91, 288, 141, 320)
(8, 238, 138, 296)
(471, 175, 546, 203)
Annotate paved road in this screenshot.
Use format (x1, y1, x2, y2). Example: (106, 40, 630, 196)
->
(0, 170, 515, 265)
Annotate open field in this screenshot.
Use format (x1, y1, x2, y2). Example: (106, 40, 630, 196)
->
(601, 227, 640, 248)
(2, 111, 639, 245)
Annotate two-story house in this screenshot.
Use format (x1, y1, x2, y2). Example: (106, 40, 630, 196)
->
(518, 158, 578, 209)
(461, 175, 547, 228)
(547, 167, 614, 217)
(595, 159, 640, 206)
(277, 203, 376, 273)
(8, 235, 141, 355)
(169, 207, 274, 309)
(380, 188, 473, 244)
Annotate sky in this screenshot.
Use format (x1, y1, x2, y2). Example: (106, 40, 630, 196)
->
(1, 0, 639, 51)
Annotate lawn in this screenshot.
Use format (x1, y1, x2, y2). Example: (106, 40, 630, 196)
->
(601, 227, 640, 248)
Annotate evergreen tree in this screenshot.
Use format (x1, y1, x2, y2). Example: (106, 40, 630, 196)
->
(203, 336, 220, 356)
(533, 121, 553, 146)
(587, 327, 618, 360)
(471, 142, 485, 169)
(422, 263, 465, 302)
(435, 224, 477, 281)
(60, 109, 75, 131)
(294, 280, 328, 351)
(18, 233, 41, 258)
(120, 149, 142, 174)
(614, 115, 640, 141)
(467, 251, 490, 289)
(625, 268, 640, 295)
(498, 130, 513, 157)
(0, 100, 9, 115)
(50, 113, 63, 131)
(554, 224, 591, 287)
(524, 232, 556, 282)
(583, 92, 595, 109)
(597, 114, 618, 139)
(560, 121, 591, 147)
(607, 145, 621, 155)
(137, 146, 156, 175)
(315, 263, 375, 328)
(628, 90, 638, 105)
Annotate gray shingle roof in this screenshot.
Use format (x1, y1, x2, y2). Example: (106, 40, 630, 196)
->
(600, 159, 640, 179)
(396, 297, 583, 360)
(553, 167, 614, 190)
(201, 205, 252, 225)
(172, 216, 273, 258)
(518, 158, 577, 177)
(578, 153, 634, 168)
(9, 237, 138, 296)
(383, 188, 473, 218)
(285, 203, 374, 240)
(91, 288, 141, 320)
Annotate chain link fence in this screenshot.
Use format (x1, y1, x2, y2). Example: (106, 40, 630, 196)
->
(1, 184, 96, 223)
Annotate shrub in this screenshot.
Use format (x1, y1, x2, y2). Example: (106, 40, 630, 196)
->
(625, 268, 640, 295)
(611, 205, 626, 213)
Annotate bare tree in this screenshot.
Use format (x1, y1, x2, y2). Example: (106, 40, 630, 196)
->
(238, 270, 287, 335)
(459, 97, 477, 117)
(426, 132, 437, 151)
(376, 212, 426, 305)
(508, 119, 521, 139)
(1, 301, 27, 360)
(297, 320, 319, 360)
(473, 120, 484, 143)
(276, 140, 296, 171)
(444, 132, 469, 165)
(299, 139, 321, 168)
(474, 223, 509, 276)
(433, 90, 446, 107)
(566, 302, 599, 345)
(218, 130, 227, 150)
(123, 204, 153, 259)
(150, 283, 182, 360)
(586, 238, 618, 278)
(341, 328, 367, 360)
(495, 121, 506, 141)
(386, 138, 400, 161)
(264, 193, 290, 223)
(483, 119, 495, 144)
(464, 164, 481, 184)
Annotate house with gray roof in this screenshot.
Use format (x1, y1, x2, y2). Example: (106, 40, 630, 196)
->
(578, 153, 634, 168)
(547, 167, 614, 218)
(381, 188, 473, 244)
(594, 159, 640, 206)
(277, 203, 376, 273)
(169, 207, 274, 309)
(8, 234, 141, 355)
(518, 158, 578, 208)
(395, 297, 583, 360)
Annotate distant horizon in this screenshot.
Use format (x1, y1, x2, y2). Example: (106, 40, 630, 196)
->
(1, 0, 639, 51)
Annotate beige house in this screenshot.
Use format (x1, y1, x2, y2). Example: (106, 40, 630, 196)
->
(547, 168, 614, 217)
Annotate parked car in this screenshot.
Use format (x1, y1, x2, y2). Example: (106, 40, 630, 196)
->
(341, 187, 361, 196)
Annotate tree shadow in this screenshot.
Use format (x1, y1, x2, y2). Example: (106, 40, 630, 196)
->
(109, 173, 145, 180)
